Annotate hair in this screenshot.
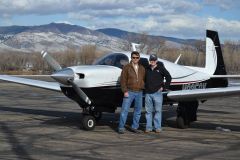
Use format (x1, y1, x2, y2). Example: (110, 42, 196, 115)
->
(131, 51, 140, 57)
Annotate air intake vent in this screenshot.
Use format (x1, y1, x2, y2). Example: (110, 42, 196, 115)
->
(78, 73, 85, 79)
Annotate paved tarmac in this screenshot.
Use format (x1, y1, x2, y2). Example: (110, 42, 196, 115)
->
(0, 82, 239, 160)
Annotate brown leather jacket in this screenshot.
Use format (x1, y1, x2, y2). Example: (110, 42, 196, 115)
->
(120, 62, 145, 93)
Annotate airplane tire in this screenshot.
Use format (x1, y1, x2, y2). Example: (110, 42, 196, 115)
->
(176, 116, 188, 129)
(82, 115, 96, 131)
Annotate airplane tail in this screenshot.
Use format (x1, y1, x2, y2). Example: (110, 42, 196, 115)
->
(205, 30, 229, 87)
(205, 30, 227, 75)
(206, 30, 240, 79)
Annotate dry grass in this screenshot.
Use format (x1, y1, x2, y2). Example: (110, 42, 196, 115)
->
(0, 43, 239, 74)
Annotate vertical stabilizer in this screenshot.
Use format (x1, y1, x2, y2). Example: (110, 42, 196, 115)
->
(206, 30, 228, 87)
(206, 30, 227, 75)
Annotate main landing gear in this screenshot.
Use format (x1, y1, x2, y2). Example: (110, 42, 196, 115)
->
(176, 101, 199, 129)
(81, 106, 102, 131)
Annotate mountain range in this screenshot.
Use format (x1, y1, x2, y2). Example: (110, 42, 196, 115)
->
(0, 23, 198, 53)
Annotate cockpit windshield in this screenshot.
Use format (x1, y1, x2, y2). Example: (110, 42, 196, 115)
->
(93, 53, 129, 69)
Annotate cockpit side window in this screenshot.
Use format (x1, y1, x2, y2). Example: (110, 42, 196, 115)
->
(114, 54, 129, 69)
(93, 53, 129, 69)
(93, 54, 116, 66)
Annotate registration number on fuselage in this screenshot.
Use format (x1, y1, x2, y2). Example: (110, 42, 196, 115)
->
(182, 83, 207, 90)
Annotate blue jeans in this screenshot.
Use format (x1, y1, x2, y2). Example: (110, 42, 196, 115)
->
(118, 91, 143, 131)
(145, 91, 163, 131)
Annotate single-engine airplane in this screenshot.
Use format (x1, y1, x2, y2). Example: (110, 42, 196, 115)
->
(0, 30, 240, 130)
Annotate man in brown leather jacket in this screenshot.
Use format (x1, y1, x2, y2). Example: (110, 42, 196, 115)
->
(118, 51, 145, 134)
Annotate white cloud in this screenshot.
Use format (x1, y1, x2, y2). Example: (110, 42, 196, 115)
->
(206, 17, 240, 39)
(0, 0, 200, 15)
(0, 0, 239, 39)
(165, 0, 201, 12)
(203, 0, 240, 10)
(142, 17, 159, 30)
(69, 13, 94, 21)
(54, 21, 74, 25)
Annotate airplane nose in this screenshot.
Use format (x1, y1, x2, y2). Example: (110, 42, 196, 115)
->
(51, 68, 74, 85)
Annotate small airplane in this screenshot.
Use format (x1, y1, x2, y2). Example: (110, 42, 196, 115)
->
(0, 30, 240, 130)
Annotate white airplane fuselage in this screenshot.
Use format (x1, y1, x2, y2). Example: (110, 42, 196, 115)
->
(56, 52, 227, 110)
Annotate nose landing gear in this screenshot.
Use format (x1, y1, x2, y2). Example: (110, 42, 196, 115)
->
(81, 106, 102, 130)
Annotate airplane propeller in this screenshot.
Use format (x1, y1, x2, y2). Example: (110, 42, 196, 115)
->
(41, 51, 92, 105)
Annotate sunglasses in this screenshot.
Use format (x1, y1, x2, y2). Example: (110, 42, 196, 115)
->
(132, 56, 140, 59)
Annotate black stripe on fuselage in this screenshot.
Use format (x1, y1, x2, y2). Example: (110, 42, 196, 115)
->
(60, 76, 228, 112)
(61, 85, 123, 110)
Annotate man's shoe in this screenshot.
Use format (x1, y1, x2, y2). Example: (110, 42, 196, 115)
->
(155, 129, 162, 133)
(118, 129, 125, 134)
(144, 130, 152, 133)
(130, 127, 141, 134)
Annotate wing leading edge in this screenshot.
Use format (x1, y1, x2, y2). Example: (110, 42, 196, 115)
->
(167, 86, 240, 101)
(0, 75, 61, 92)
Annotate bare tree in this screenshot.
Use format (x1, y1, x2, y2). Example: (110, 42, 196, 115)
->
(223, 40, 240, 73)
(192, 40, 205, 67)
(79, 45, 97, 65)
(1, 39, 239, 74)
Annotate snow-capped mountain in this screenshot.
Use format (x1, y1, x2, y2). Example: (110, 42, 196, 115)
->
(0, 23, 198, 53)
(96, 28, 199, 47)
(0, 23, 128, 53)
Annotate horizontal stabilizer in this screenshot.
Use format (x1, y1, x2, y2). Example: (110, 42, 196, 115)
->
(211, 75, 240, 78)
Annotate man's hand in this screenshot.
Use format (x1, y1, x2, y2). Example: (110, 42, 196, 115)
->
(159, 87, 163, 92)
(124, 92, 129, 97)
(164, 88, 171, 92)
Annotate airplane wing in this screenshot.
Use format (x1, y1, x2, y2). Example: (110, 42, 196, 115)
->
(0, 75, 61, 92)
(167, 86, 240, 101)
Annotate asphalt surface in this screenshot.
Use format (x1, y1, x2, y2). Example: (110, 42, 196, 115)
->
(0, 82, 239, 160)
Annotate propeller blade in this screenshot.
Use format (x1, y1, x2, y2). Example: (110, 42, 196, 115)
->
(68, 79, 92, 105)
(41, 51, 62, 71)
(174, 54, 182, 64)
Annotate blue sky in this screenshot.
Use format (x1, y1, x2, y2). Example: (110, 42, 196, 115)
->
(0, 0, 240, 40)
